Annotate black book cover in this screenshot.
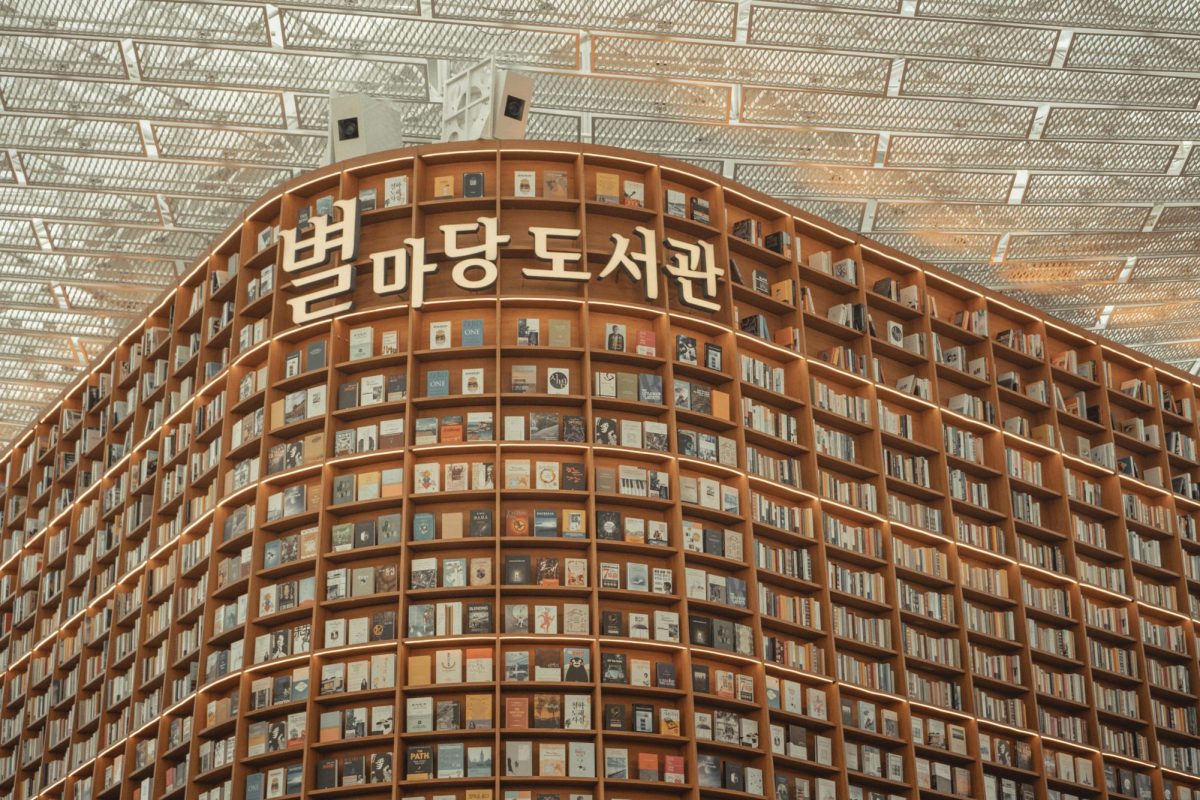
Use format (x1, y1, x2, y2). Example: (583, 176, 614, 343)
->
(337, 382, 358, 410)
(562, 462, 585, 491)
(596, 510, 622, 540)
(469, 509, 494, 537)
(604, 703, 626, 730)
(692, 664, 710, 693)
(503, 555, 532, 585)
(723, 760, 744, 791)
(601, 652, 627, 684)
(371, 610, 396, 641)
(463, 171, 485, 198)
(689, 615, 712, 647)
(406, 745, 433, 779)
(563, 415, 586, 442)
(316, 758, 338, 789)
(655, 661, 676, 689)
(601, 610, 623, 636)
(466, 602, 493, 633)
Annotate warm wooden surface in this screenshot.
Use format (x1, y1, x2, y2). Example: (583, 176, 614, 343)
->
(0, 141, 1198, 800)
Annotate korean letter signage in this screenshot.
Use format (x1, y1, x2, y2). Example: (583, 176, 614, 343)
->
(279, 198, 724, 324)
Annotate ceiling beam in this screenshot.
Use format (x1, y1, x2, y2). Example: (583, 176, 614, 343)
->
(0, 327, 119, 345)
(0, 297, 145, 317)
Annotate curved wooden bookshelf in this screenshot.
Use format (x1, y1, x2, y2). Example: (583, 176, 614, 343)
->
(1, 141, 1200, 800)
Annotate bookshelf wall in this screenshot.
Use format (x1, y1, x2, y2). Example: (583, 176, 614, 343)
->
(0, 141, 1199, 800)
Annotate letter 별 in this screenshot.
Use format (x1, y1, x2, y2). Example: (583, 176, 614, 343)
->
(280, 197, 361, 323)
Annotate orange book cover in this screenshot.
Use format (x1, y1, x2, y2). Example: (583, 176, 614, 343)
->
(505, 508, 530, 536)
(711, 389, 730, 420)
(270, 398, 285, 430)
(406, 654, 431, 686)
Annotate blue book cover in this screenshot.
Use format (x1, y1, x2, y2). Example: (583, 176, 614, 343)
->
(286, 764, 302, 795)
(461, 318, 485, 347)
(412, 512, 436, 541)
(426, 369, 450, 397)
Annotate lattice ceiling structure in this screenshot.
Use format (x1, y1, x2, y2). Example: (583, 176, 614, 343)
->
(0, 0, 1199, 447)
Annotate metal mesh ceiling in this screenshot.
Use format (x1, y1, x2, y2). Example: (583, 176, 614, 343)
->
(0, 0, 1198, 447)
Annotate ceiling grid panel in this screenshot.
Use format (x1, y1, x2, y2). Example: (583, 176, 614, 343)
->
(0, 0, 1196, 443)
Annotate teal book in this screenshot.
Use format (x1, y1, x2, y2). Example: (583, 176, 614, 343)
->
(461, 318, 485, 347)
(412, 512, 436, 541)
(426, 369, 450, 397)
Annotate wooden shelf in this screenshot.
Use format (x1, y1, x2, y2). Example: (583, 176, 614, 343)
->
(2, 141, 1199, 800)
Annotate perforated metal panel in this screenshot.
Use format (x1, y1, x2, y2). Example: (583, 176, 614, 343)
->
(0, 0, 1198, 445)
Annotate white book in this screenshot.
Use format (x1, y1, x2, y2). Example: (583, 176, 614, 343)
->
(384, 175, 409, 207)
(349, 327, 373, 361)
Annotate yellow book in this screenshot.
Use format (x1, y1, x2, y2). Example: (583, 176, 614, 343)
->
(711, 389, 730, 421)
(433, 175, 454, 199)
(595, 172, 620, 203)
(407, 654, 432, 686)
(270, 398, 285, 430)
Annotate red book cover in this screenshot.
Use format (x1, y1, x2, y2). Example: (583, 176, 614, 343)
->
(635, 329, 657, 356)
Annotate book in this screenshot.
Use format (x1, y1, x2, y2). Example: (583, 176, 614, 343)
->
(429, 321, 452, 350)
(544, 170, 569, 198)
(463, 171, 484, 197)
(384, 174, 409, 206)
(595, 172, 619, 203)
(426, 369, 450, 397)
(348, 326, 373, 361)
(433, 176, 454, 200)
(665, 187, 686, 217)
(514, 170, 537, 197)
(461, 318, 485, 346)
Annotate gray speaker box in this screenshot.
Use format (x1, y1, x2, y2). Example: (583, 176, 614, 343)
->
(441, 59, 533, 142)
(327, 93, 407, 163)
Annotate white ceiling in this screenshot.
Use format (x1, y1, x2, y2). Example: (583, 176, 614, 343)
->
(1, 0, 1199, 448)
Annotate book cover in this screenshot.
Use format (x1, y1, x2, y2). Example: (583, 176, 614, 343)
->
(429, 320, 452, 350)
(544, 170, 569, 198)
(463, 171, 484, 198)
(595, 172, 619, 203)
(514, 169, 537, 197)
(384, 174, 408, 207)
(425, 369, 450, 397)
(461, 318, 485, 346)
